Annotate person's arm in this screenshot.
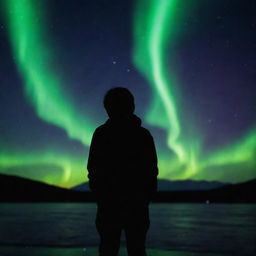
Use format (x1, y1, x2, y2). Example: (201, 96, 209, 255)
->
(87, 129, 105, 194)
(147, 132, 158, 196)
(142, 130, 158, 200)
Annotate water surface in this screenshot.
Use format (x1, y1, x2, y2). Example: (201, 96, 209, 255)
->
(0, 203, 255, 255)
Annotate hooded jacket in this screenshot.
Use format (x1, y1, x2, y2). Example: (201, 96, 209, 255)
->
(87, 114, 158, 202)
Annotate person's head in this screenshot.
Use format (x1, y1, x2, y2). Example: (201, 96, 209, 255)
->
(104, 87, 135, 119)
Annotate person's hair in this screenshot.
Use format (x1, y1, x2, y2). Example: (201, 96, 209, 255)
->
(103, 87, 135, 118)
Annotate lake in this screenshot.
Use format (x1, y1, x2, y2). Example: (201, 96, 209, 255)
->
(0, 203, 255, 255)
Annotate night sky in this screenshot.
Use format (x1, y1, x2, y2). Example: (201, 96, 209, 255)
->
(0, 0, 255, 188)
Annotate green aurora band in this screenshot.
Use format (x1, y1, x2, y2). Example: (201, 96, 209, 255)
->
(3, 0, 94, 146)
(0, 149, 86, 187)
(132, 0, 256, 181)
(0, 0, 255, 187)
(133, 0, 200, 178)
(133, 0, 184, 160)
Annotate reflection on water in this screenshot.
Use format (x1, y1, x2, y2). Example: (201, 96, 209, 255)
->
(0, 203, 255, 255)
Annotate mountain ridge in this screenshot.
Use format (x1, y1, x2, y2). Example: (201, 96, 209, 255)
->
(72, 179, 230, 192)
(0, 174, 255, 203)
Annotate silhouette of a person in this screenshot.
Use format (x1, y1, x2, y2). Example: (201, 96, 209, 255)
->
(87, 87, 158, 256)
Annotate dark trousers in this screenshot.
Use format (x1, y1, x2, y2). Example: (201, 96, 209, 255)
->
(96, 200, 150, 256)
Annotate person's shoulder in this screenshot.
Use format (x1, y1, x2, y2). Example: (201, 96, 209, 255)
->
(138, 126, 153, 138)
(94, 124, 105, 132)
(92, 123, 110, 138)
(94, 124, 106, 134)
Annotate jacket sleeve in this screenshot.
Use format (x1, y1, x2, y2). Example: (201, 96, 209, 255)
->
(149, 133, 158, 195)
(143, 130, 158, 198)
(87, 129, 105, 194)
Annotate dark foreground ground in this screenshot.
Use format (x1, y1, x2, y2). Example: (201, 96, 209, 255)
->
(0, 246, 227, 256)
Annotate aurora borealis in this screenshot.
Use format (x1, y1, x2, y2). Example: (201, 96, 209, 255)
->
(0, 0, 255, 188)
(3, 0, 94, 146)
